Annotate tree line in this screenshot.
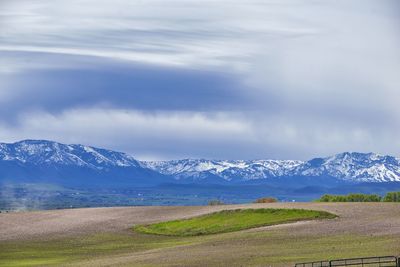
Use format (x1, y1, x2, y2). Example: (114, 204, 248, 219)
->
(317, 191, 400, 202)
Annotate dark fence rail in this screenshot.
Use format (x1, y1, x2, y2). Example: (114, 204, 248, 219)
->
(295, 256, 399, 267)
(295, 261, 330, 267)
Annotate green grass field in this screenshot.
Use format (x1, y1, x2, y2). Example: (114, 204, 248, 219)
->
(0, 232, 194, 267)
(0, 228, 397, 267)
(134, 208, 336, 236)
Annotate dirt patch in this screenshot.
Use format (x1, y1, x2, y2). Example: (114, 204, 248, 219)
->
(1, 203, 400, 242)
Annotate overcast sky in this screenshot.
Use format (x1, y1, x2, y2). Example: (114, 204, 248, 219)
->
(0, 0, 399, 160)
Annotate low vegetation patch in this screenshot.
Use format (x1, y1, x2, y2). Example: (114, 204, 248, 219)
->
(318, 193, 382, 202)
(207, 199, 225, 206)
(253, 197, 278, 203)
(134, 208, 336, 236)
(317, 191, 400, 202)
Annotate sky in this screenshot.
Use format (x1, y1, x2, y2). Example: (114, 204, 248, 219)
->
(0, 0, 399, 160)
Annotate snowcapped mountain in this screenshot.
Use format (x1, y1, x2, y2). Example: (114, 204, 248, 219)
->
(0, 140, 140, 169)
(0, 140, 170, 187)
(143, 159, 303, 181)
(1, 140, 400, 187)
(143, 152, 400, 183)
(294, 152, 400, 183)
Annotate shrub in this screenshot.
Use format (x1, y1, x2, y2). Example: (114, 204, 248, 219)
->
(208, 199, 225, 206)
(383, 192, 400, 202)
(317, 193, 381, 202)
(253, 197, 278, 203)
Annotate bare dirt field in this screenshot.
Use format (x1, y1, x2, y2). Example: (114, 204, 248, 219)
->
(1, 203, 400, 266)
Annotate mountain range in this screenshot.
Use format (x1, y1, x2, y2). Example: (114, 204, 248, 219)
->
(1, 140, 400, 188)
(144, 154, 400, 183)
(0, 140, 166, 188)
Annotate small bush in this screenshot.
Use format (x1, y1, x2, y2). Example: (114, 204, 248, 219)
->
(254, 197, 278, 203)
(208, 200, 225, 206)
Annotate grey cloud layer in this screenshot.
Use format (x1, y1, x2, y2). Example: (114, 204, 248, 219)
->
(0, 0, 399, 160)
(0, 52, 248, 119)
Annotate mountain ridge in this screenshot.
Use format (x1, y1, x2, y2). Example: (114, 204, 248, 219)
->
(0, 140, 170, 187)
(0, 139, 140, 168)
(143, 152, 400, 183)
(1, 140, 400, 185)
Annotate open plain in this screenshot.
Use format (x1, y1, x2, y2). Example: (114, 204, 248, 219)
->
(1, 203, 399, 266)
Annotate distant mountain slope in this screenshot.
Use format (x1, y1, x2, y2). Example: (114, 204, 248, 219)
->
(0, 140, 140, 168)
(0, 140, 171, 187)
(293, 152, 400, 183)
(144, 153, 400, 183)
(143, 159, 303, 182)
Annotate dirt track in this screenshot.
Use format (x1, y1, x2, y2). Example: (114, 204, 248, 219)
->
(1, 202, 400, 242)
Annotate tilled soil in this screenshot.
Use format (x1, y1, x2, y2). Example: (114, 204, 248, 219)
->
(1, 202, 400, 242)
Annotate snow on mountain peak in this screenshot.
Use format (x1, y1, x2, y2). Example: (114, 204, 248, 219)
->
(143, 153, 400, 183)
(0, 140, 399, 183)
(143, 158, 304, 181)
(0, 140, 140, 169)
(295, 152, 400, 182)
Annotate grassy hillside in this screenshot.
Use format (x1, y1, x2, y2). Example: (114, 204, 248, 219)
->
(134, 208, 336, 236)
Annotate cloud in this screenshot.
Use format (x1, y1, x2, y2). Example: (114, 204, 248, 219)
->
(245, 0, 400, 116)
(0, 0, 399, 159)
(0, 108, 399, 161)
(0, 0, 330, 72)
(0, 108, 255, 160)
(0, 54, 249, 122)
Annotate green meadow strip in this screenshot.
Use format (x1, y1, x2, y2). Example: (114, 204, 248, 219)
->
(134, 208, 336, 236)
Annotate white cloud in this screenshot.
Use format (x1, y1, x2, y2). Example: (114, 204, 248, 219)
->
(0, 108, 399, 160)
(0, 109, 254, 160)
